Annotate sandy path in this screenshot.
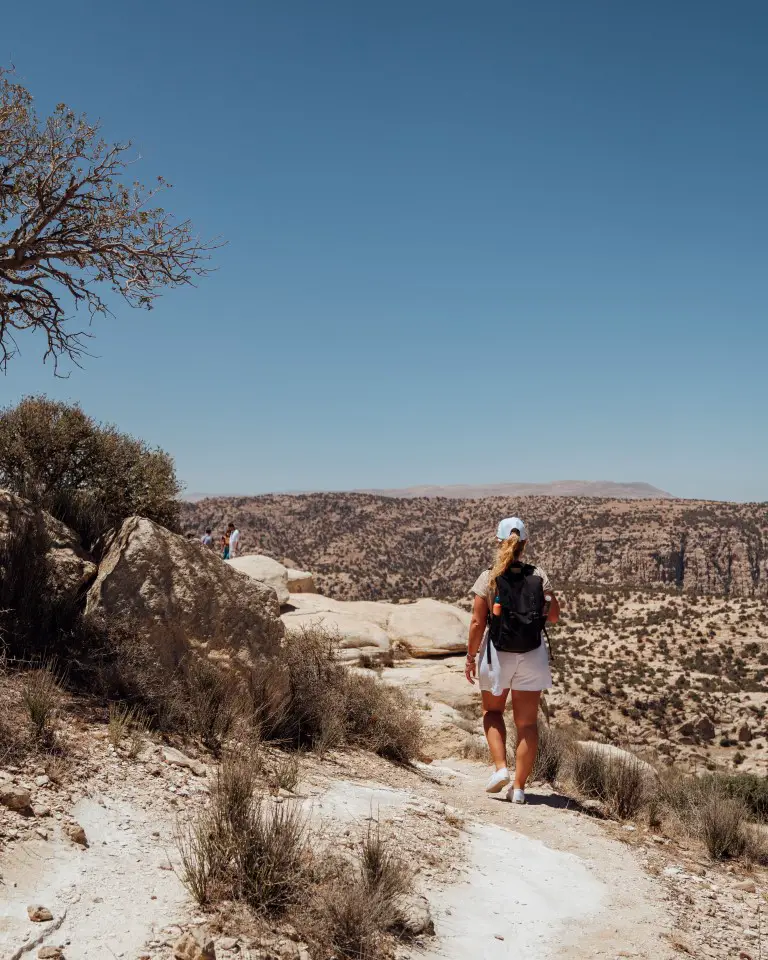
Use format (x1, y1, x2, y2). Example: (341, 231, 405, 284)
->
(305, 765, 674, 960)
(0, 793, 187, 960)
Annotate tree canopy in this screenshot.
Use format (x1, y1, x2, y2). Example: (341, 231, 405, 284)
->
(0, 68, 217, 370)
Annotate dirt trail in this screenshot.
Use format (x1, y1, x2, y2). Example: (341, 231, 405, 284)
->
(1, 750, 674, 960)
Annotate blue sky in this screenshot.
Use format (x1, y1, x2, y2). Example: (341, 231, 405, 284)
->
(2, 1, 766, 501)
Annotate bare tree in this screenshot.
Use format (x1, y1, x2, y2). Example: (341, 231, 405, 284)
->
(0, 68, 219, 371)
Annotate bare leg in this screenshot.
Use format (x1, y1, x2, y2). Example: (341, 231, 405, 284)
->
(511, 690, 541, 790)
(482, 690, 510, 771)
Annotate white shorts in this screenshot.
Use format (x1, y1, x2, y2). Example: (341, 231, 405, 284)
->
(478, 630, 552, 696)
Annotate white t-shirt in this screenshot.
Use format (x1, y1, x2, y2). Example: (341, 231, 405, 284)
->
(229, 529, 241, 556)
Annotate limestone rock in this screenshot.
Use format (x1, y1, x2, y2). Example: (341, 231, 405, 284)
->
(281, 594, 391, 661)
(0, 489, 96, 603)
(27, 904, 53, 922)
(387, 599, 470, 657)
(0, 783, 32, 813)
(174, 930, 216, 960)
(67, 822, 88, 846)
(86, 517, 283, 674)
(390, 893, 435, 937)
(694, 715, 716, 741)
(227, 555, 290, 605)
(286, 568, 316, 594)
(37, 948, 63, 959)
(163, 746, 206, 777)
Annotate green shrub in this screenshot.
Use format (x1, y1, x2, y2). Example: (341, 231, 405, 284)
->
(0, 396, 181, 551)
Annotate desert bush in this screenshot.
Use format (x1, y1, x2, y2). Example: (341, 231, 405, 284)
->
(269, 751, 301, 793)
(695, 791, 750, 860)
(249, 626, 423, 763)
(527, 722, 572, 783)
(700, 772, 768, 822)
(178, 755, 307, 914)
(21, 665, 60, 745)
(181, 658, 244, 753)
(0, 396, 181, 551)
(570, 746, 647, 819)
(107, 702, 150, 756)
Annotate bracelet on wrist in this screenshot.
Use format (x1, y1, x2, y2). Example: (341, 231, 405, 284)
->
(466, 652, 477, 660)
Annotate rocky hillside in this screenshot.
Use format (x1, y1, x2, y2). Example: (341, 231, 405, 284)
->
(182, 493, 768, 600)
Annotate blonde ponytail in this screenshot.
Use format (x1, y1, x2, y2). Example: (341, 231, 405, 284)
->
(489, 532, 526, 597)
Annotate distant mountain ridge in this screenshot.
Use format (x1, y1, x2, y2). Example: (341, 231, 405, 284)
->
(184, 480, 672, 502)
(357, 480, 673, 500)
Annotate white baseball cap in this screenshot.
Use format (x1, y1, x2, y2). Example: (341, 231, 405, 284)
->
(496, 516, 528, 542)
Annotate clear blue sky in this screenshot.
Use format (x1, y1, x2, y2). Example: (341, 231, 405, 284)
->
(2, 1, 766, 501)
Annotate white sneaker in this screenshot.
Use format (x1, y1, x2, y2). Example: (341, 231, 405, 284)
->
(508, 787, 526, 804)
(485, 767, 511, 794)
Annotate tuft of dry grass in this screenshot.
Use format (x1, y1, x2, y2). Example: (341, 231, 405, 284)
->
(177, 754, 307, 915)
(20, 665, 60, 745)
(531, 722, 573, 784)
(107, 702, 150, 756)
(570, 745, 647, 820)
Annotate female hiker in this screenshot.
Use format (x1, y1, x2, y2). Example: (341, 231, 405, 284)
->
(465, 516, 560, 804)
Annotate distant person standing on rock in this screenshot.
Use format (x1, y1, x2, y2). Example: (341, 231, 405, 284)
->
(228, 522, 241, 558)
(220, 531, 230, 560)
(200, 527, 214, 548)
(465, 516, 560, 804)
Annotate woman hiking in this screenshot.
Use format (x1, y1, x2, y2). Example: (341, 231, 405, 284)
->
(465, 516, 560, 803)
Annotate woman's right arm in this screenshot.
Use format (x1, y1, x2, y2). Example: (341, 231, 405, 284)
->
(465, 594, 489, 684)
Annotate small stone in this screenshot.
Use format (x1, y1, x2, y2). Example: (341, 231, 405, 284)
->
(67, 823, 88, 846)
(0, 784, 32, 814)
(163, 747, 207, 778)
(173, 930, 216, 959)
(35, 774, 51, 787)
(736, 880, 757, 893)
(35, 827, 48, 840)
(38, 948, 64, 959)
(494, 934, 505, 941)
(389, 894, 435, 937)
(217, 937, 238, 951)
(33, 805, 51, 818)
(27, 904, 53, 922)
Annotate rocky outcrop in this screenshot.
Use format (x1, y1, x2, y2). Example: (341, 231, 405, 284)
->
(226, 554, 290, 604)
(281, 594, 469, 661)
(0, 489, 96, 602)
(286, 567, 316, 593)
(86, 517, 282, 673)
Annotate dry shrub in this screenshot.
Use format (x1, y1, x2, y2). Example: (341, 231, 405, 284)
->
(250, 626, 423, 763)
(530, 722, 572, 783)
(320, 821, 410, 959)
(21, 665, 60, 745)
(177, 754, 307, 914)
(570, 745, 647, 820)
(107, 702, 150, 756)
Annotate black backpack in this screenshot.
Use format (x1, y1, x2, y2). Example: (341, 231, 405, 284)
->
(487, 563, 546, 663)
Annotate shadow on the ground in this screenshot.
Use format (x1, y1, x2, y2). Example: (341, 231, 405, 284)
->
(490, 789, 607, 818)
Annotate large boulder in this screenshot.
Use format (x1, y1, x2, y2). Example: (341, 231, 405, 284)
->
(281, 594, 390, 661)
(226, 555, 290, 605)
(0, 489, 96, 602)
(86, 517, 282, 673)
(387, 600, 470, 657)
(281, 594, 469, 661)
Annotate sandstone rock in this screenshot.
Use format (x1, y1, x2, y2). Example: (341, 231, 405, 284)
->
(37, 948, 63, 959)
(27, 904, 53, 922)
(86, 517, 283, 675)
(576, 741, 657, 777)
(736, 879, 757, 893)
(281, 594, 391, 661)
(163, 746, 206, 777)
(387, 599, 470, 657)
(286, 568, 316, 594)
(678, 720, 695, 737)
(390, 893, 435, 937)
(694, 715, 716, 741)
(738, 723, 752, 743)
(173, 930, 216, 960)
(0, 783, 32, 813)
(33, 804, 51, 818)
(35, 774, 50, 787)
(0, 489, 96, 603)
(227, 554, 290, 605)
(67, 822, 88, 846)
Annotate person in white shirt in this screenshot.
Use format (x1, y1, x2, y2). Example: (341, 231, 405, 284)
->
(228, 523, 241, 558)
